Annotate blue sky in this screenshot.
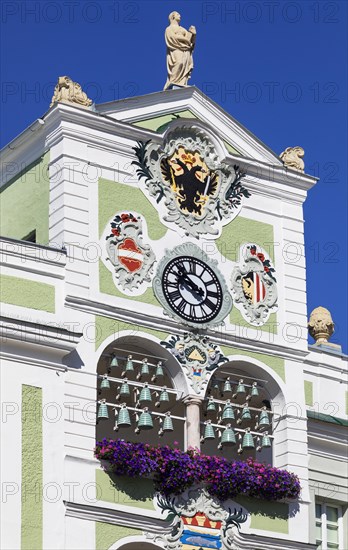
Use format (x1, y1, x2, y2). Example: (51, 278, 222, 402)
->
(1, 1, 347, 351)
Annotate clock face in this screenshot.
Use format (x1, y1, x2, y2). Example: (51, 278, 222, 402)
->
(162, 256, 223, 323)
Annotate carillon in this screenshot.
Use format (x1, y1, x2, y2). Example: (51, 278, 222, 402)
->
(223, 377, 232, 395)
(122, 355, 134, 377)
(219, 424, 236, 447)
(261, 432, 272, 448)
(97, 399, 109, 420)
(242, 428, 255, 449)
(152, 360, 164, 381)
(118, 379, 131, 399)
(137, 358, 150, 380)
(160, 412, 174, 434)
(221, 400, 235, 423)
(248, 381, 259, 400)
(202, 420, 215, 441)
(257, 407, 270, 428)
(157, 386, 170, 407)
(99, 375, 110, 392)
(114, 404, 132, 430)
(234, 378, 246, 397)
(110, 355, 118, 368)
(139, 383, 152, 405)
(237, 404, 251, 424)
(136, 408, 153, 432)
(206, 397, 217, 414)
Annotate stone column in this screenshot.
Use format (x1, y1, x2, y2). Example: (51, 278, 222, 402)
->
(183, 396, 203, 451)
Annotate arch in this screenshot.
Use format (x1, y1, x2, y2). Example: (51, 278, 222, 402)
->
(109, 535, 165, 550)
(96, 329, 189, 395)
(206, 354, 287, 406)
(202, 354, 288, 468)
(95, 331, 188, 450)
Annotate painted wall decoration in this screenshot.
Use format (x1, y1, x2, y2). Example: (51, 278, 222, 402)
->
(132, 123, 251, 238)
(153, 242, 233, 329)
(103, 211, 156, 294)
(161, 333, 228, 393)
(231, 244, 277, 326)
(146, 488, 248, 550)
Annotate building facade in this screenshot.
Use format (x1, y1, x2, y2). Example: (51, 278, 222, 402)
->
(0, 84, 347, 550)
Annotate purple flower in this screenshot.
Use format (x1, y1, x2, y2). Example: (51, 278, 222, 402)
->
(95, 439, 301, 501)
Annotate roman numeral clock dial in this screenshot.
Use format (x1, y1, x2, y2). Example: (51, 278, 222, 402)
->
(153, 243, 233, 329)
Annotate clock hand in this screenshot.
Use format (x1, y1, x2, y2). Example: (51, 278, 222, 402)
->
(174, 264, 204, 297)
(181, 275, 204, 297)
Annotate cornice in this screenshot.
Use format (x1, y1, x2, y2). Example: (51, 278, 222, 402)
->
(0, 237, 67, 278)
(64, 500, 171, 533)
(64, 499, 316, 550)
(1, 92, 317, 199)
(65, 295, 309, 362)
(0, 315, 82, 357)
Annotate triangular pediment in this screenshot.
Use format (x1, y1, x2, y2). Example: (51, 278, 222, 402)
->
(96, 86, 283, 166)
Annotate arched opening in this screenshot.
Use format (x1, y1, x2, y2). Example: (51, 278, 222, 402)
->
(200, 358, 285, 464)
(96, 334, 187, 450)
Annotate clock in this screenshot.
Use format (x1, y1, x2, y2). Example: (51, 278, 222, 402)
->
(153, 243, 233, 328)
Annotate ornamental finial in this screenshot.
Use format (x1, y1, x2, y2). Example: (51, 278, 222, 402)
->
(164, 12, 196, 90)
(279, 146, 305, 172)
(308, 306, 334, 344)
(50, 76, 92, 108)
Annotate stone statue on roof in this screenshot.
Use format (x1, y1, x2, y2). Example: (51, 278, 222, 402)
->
(164, 12, 196, 91)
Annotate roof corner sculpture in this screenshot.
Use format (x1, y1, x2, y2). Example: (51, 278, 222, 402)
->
(164, 12, 196, 90)
(308, 306, 334, 345)
(279, 146, 305, 172)
(50, 76, 93, 108)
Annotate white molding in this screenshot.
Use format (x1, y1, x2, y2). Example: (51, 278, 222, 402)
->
(64, 294, 309, 361)
(64, 500, 172, 533)
(0, 315, 82, 356)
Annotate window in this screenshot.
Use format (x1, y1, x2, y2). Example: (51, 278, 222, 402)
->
(316, 503, 343, 550)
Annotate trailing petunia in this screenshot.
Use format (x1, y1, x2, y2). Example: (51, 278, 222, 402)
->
(95, 439, 301, 501)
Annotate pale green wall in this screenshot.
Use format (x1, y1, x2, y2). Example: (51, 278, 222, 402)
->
(96, 522, 140, 550)
(133, 110, 241, 154)
(95, 315, 285, 382)
(133, 109, 196, 132)
(220, 343, 285, 382)
(0, 152, 50, 244)
(95, 315, 167, 351)
(0, 274, 55, 313)
(99, 261, 158, 306)
(98, 177, 168, 305)
(96, 469, 155, 510)
(98, 178, 167, 240)
(21, 385, 43, 550)
(217, 216, 275, 263)
(304, 381, 314, 406)
(237, 497, 289, 534)
(217, 215, 277, 333)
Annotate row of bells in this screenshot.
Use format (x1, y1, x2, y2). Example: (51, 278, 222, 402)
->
(209, 378, 259, 400)
(202, 421, 272, 451)
(107, 355, 165, 381)
(205, 399, 271, 427)
(97, 401, 173, 434)
(97, 401, 271, 449)
(100, 377, 170, 407)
